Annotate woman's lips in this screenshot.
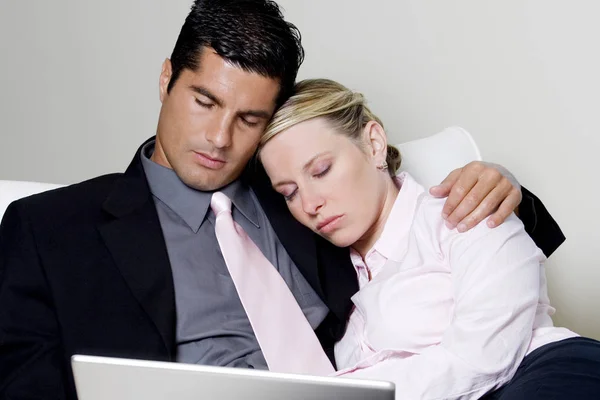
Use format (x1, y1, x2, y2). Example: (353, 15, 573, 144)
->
(317, 215, 344, 234)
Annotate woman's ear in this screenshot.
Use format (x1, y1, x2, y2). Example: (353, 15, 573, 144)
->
(362, 120, 388, 165)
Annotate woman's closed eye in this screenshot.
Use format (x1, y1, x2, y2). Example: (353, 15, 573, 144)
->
(276, 183, 299, 202)
(312, 165, 331, 178)
(278, 164, 331, 202)
(284, 189, 298, 202)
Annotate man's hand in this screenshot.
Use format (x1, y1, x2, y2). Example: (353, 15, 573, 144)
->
(429, 161, 522, 232)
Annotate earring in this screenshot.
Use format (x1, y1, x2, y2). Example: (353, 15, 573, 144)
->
(377, 161, 389, 171)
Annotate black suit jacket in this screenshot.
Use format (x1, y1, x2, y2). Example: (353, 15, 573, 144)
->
(0, 139, 565, 399)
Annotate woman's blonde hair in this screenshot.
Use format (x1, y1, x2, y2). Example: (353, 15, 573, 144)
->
(259, 79, 401, 176)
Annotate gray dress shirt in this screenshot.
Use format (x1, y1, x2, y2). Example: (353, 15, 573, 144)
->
(141, 142, 329, 369)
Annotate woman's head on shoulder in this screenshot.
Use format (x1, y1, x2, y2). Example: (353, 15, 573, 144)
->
(258, 78, 401, 251)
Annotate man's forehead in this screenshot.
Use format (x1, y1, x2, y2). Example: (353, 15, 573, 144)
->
(184, 53, 280, 109)
(196, 50, 279, 85)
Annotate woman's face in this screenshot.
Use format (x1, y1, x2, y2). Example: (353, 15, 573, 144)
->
(260, 118, 390, 248)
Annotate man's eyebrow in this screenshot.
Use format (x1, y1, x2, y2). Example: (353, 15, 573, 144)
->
(189, 85, 223, 107)
(238, 109, 272, 120)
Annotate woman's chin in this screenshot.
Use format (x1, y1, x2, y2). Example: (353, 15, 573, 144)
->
(319, 230, 358, 249)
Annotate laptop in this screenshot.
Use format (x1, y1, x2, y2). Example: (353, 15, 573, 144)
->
(72, 355, 395, 400)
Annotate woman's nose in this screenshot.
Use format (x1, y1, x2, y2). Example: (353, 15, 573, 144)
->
(301, 189, 325, 215)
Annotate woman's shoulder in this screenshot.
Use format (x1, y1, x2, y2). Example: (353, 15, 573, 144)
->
(403, 173, 530, 252)
(396, 172, 448, 233)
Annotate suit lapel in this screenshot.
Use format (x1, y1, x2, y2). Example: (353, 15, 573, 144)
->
(314, 236, 359, 323)
(98, 140, 176, 359)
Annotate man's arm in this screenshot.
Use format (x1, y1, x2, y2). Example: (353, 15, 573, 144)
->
(429, 161, 565, 257)
(517, 186, 565, 257)
(0, 202, 68, 398)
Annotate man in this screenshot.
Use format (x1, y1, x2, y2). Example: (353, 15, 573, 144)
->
(0, 1, 564, 399)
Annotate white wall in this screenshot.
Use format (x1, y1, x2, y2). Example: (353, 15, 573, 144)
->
(0, 0, 193, 183)
(1, 1, 598, 338)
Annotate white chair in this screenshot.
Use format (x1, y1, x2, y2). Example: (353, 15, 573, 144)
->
(397, 126, 482, 188)
(0, 127, 481, 222)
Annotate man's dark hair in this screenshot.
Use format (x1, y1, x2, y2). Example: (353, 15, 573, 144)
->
(168, 0, 304, 106)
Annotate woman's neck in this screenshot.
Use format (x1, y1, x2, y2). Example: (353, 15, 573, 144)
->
(352, 176, 400, 259)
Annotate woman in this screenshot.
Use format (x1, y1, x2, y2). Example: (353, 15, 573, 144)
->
(257, 79, 600, 399)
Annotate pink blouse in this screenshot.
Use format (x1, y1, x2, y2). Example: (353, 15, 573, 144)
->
(333, 172, 577, 399)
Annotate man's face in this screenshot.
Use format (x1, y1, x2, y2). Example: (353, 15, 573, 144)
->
(154, 49, 280, 191)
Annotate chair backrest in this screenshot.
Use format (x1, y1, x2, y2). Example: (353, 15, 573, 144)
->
(0, 126, 481, 222)
(397, 126, 482, 188)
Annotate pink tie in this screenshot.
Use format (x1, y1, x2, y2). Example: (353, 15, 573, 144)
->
(211, 192, 334, 375)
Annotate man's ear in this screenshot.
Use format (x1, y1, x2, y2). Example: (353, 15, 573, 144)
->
(362, 120, 388, 165)
(159, 59, 173, 103)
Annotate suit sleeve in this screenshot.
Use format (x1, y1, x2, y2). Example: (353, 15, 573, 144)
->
(518, 186, 565, 257)
(0, 201, 68, 399)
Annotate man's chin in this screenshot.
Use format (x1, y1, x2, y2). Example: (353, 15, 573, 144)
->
(176, 170, 236, 192)
(182, 179, 232, 192)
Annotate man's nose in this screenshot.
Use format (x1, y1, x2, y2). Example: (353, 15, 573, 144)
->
(205, 115, 234, 149)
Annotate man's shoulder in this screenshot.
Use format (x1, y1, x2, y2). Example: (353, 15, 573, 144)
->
(20, 173, 121, 203)
(9, 173, 125, 223)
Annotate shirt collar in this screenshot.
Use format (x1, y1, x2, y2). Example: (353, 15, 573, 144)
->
(369, 171, 425, 262)
(140, 140, 259, 232)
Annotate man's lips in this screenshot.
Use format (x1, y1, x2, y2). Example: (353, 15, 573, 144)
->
(193, 151, 226, 170)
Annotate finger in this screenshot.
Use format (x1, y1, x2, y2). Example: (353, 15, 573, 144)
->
(454, 179, 513, 232)
(445, 165, 506, 228)
(441, 167, 484, 223)
(486, 187, 522, 228)
(429, 168, 462, 198)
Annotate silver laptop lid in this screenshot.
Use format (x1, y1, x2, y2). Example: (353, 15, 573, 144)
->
(72, 355, 395, 400)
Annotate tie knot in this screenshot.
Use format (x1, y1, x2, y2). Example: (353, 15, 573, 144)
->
(211, 192, 232, 216)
